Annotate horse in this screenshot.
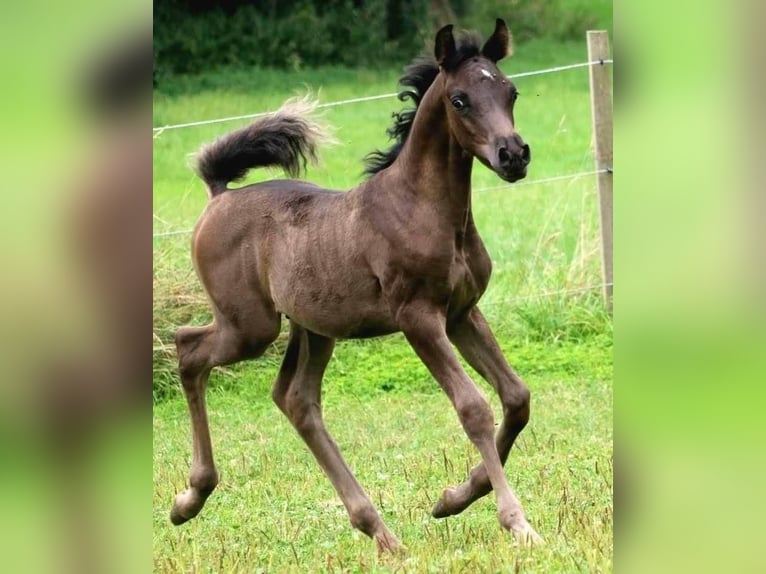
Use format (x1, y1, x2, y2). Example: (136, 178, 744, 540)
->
(169, 19, 541, 552)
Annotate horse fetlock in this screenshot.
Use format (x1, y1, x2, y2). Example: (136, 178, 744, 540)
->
(189, 467, 219, 496)
(349, 505, 382, 537)
(498, 506, 525, 529)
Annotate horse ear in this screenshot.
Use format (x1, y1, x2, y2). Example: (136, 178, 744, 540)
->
(434, 24, 457, 69)
(482, 18, 513, 62)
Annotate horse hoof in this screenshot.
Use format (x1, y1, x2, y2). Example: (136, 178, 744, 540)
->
(432, 487, 461, 518)
(169, 506, 191, 526)
(432, 499, 450, 519)
(376, 531, 405, 554)
(512, 522, 544, 546)
(170, 490, 203, 525)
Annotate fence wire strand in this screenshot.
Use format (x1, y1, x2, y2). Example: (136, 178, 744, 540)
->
(474, 168, 608, 193)
(152, 59, 613, 134)
(483, 283, 613, 307)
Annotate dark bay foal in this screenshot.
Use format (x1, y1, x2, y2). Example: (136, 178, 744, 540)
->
(170, 19, 542, 551)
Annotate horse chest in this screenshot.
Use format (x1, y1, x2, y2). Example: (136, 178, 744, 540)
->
(448, 247, 490, 312)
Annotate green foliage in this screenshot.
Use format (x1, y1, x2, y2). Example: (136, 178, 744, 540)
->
(154, 0, 429, 82)
(154, 1, 613, 82)
(461, 0, 613, 44)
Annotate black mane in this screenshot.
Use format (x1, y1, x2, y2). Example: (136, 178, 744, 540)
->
(363, 31, 483, 176)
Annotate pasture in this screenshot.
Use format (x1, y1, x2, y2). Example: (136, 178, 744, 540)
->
(153, 37, 613, 572)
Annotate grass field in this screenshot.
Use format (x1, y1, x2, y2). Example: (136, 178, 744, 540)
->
(153, 37, 613, 572)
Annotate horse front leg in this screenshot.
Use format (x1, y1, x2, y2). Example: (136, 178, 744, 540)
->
(431, 307, 542, 542)
(398, 303, 539, 543)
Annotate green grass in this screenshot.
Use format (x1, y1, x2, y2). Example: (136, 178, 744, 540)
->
(153, 332, 612, 572)
(153, 37, 612, 572)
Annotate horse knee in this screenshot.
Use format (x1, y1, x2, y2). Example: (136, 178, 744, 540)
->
(457, 395, 495, 443)
(501, 381, 531, 428)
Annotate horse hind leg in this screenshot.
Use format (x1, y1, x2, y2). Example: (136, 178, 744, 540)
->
(271, 323, 402, 553)
(170, 314, 279, 525)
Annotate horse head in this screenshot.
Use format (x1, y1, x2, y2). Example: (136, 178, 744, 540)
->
(435, 19, 531, 183)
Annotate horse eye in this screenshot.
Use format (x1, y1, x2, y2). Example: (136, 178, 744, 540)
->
(451, 96, 467, 111)
(511, 91, 520, 103)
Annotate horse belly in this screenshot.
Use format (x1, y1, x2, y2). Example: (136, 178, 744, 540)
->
(270, 238, 397, 339)
(277, 279, 398, 339)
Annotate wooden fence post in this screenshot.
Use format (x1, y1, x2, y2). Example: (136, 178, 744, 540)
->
(587, 30, 614, 310)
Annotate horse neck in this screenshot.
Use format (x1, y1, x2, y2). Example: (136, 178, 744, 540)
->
(394, 75, 474, 227)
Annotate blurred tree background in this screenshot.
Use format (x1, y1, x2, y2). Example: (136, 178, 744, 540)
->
(154, 0, 611, 82)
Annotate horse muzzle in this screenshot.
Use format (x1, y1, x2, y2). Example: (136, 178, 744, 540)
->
(494, 135, 531, 182)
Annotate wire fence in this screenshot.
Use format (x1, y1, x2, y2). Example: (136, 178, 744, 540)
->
(152, 59, 613, 135)
(482, 282, 613, 307)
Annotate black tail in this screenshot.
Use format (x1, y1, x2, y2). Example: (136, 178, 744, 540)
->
(194, 97, 332, 198)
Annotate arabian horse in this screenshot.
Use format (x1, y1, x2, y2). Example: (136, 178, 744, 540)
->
(169, 19, 541, 551)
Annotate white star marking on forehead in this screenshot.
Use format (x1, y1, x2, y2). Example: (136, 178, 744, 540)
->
(480, 68, 494, 79)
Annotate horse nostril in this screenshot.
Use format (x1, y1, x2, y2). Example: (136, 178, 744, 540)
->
(498, 147, 511, 166)
(521, 144, 531, 164)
